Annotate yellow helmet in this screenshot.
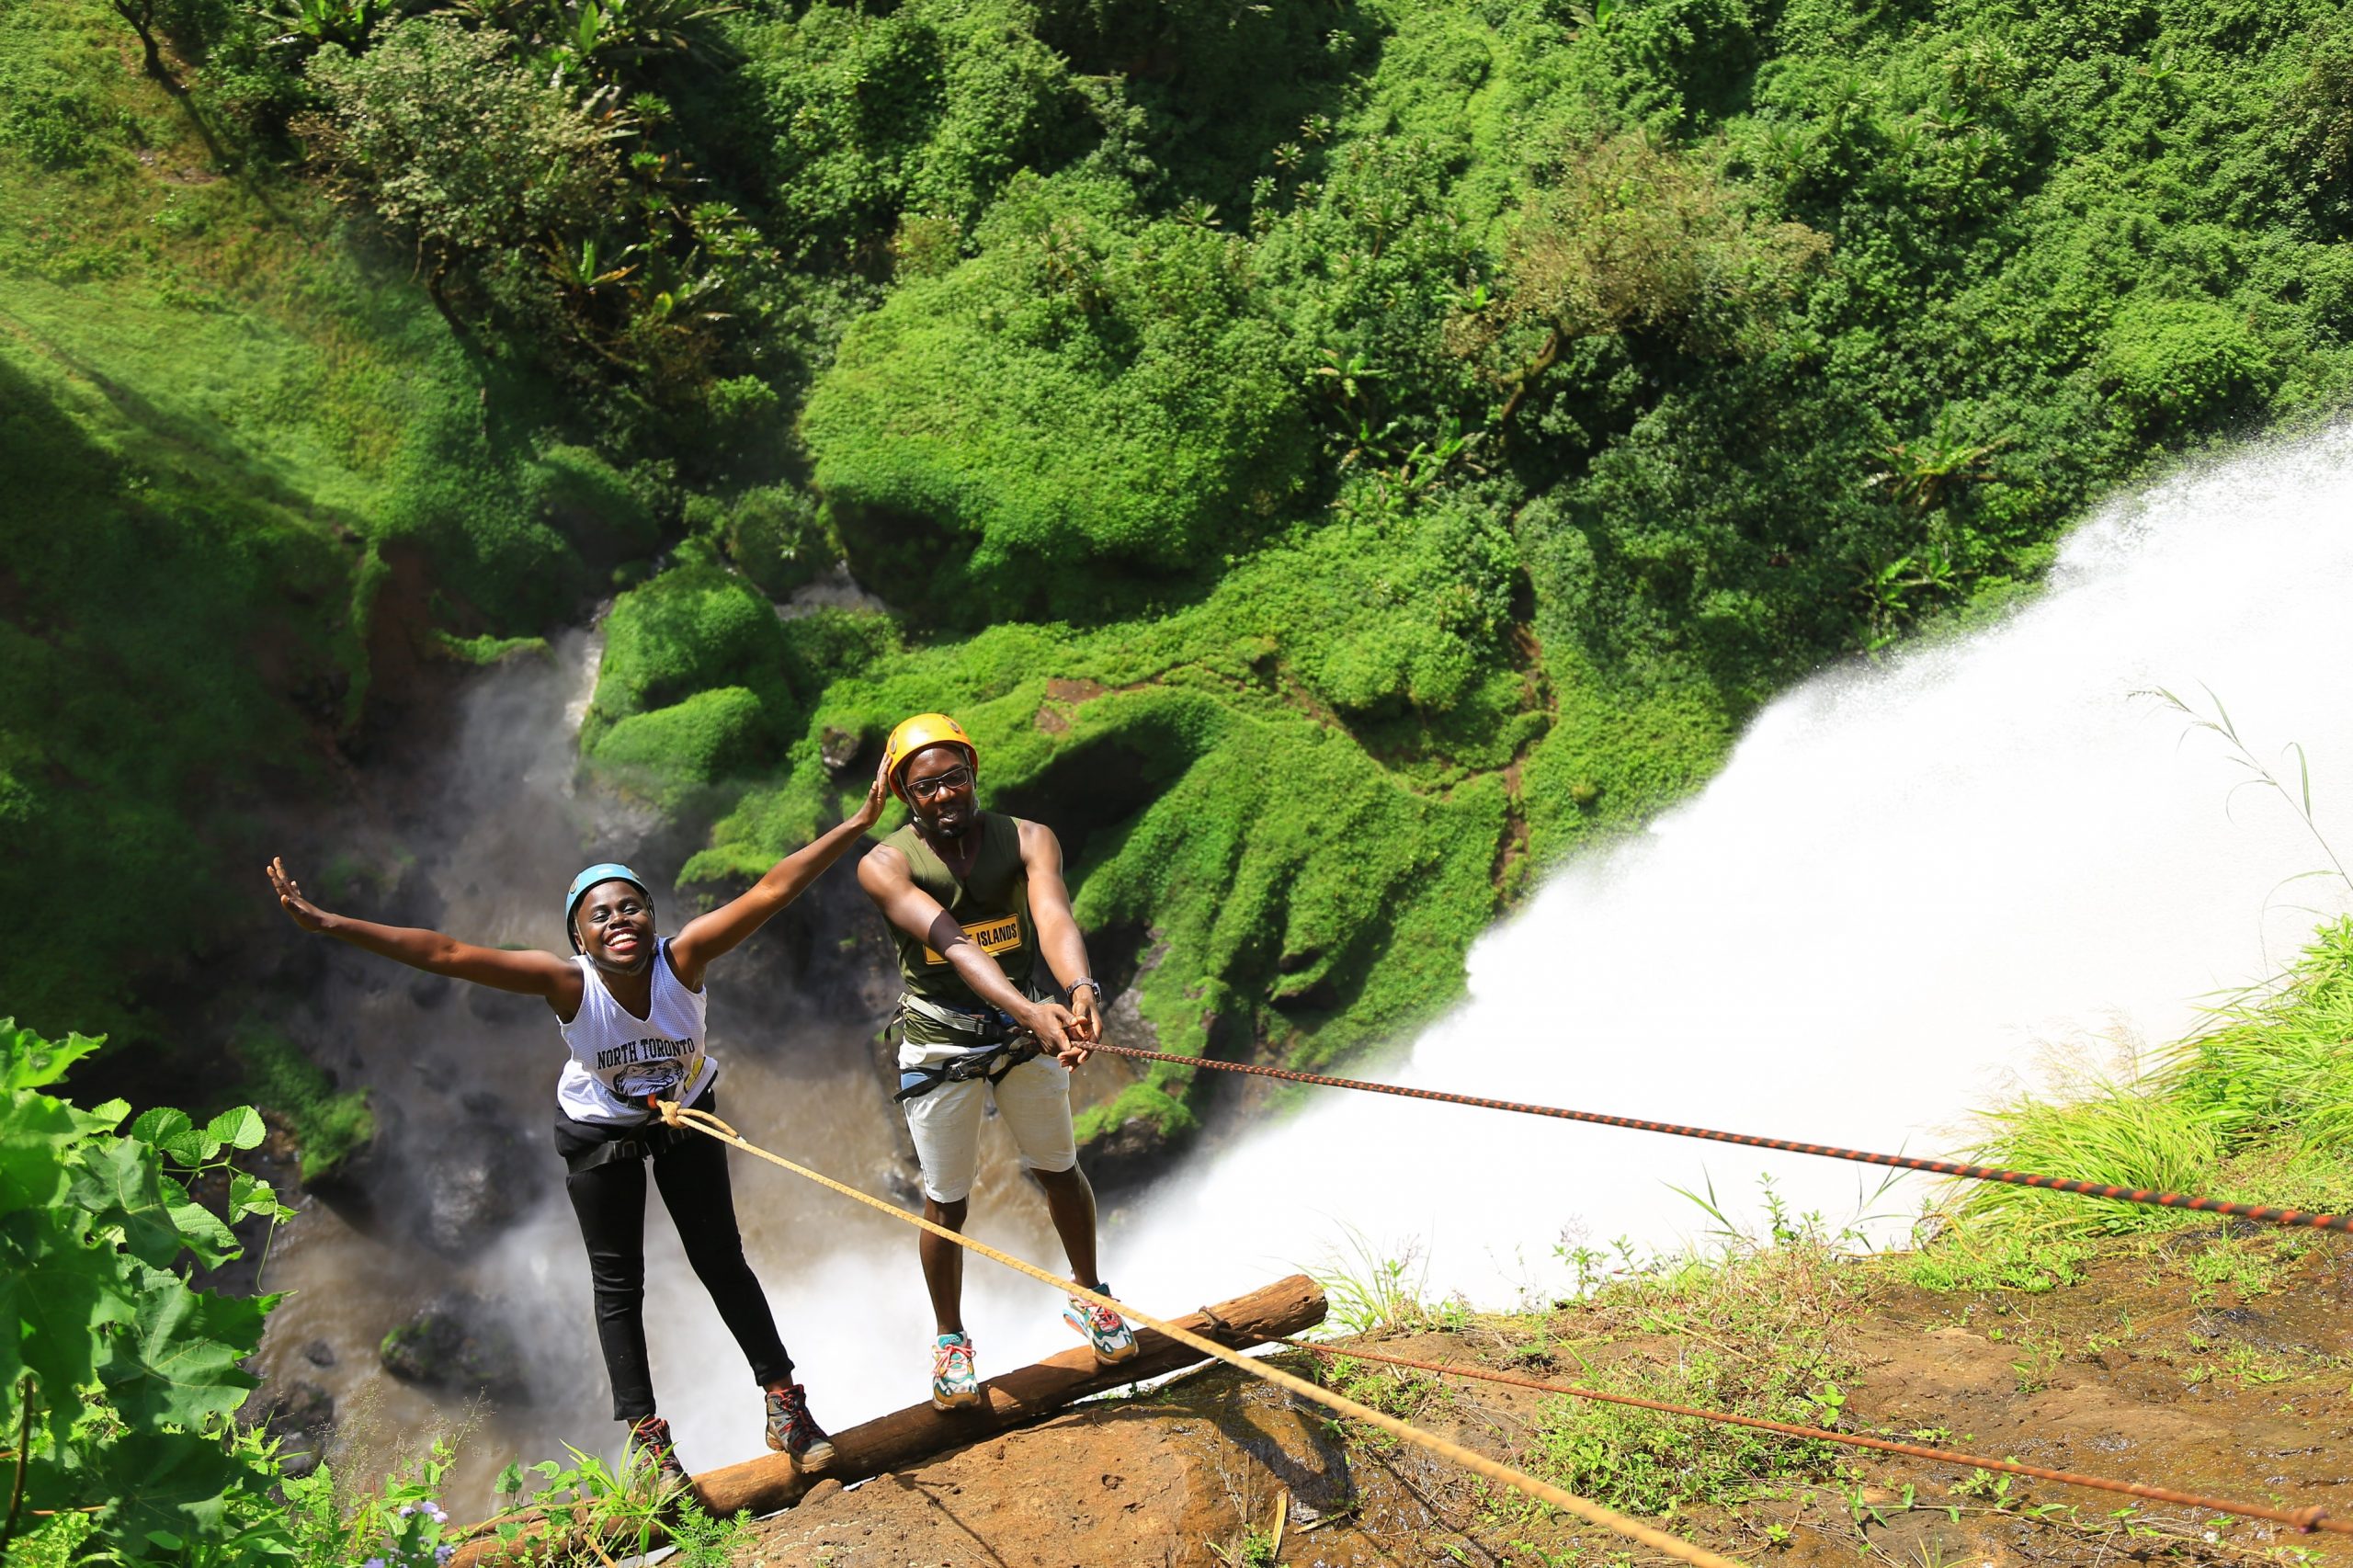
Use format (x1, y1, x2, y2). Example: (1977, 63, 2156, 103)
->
(883, 712, 979, 797)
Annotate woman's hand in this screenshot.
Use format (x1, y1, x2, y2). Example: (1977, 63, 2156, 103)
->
(854, 751, 892, 829)
(265, 856, 330, 935)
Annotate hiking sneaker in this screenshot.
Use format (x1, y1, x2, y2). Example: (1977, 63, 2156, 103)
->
(623, 1415, 691, 1503)
(765, 1382, 835, 1469)
(931, 1332, 981, 1411)
(1064, 1281, 1139, 1365)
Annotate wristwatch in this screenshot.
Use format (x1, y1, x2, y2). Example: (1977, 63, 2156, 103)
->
(1066, 977, 1103, 1001)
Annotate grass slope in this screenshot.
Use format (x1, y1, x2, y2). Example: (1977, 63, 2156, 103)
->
(0, 0, 647, 1045)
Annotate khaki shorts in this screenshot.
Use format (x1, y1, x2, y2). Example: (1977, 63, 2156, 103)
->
(899, 1051, 1076, 1204)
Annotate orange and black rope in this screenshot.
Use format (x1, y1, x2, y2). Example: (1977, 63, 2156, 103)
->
(1278, 1339, 2345, 1536)
(1085, 1042, 2353, 1234)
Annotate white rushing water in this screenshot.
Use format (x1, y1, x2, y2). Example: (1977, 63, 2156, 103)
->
(1102, 425, 2353, 1317)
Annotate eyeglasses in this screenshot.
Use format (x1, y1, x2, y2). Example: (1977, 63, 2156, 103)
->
(905, 765, 974, 801)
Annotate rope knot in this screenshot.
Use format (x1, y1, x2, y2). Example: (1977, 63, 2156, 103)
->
(653, 1096, 685, 1128)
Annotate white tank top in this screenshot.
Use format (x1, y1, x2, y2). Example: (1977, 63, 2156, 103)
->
(555, 940, 718, 1125)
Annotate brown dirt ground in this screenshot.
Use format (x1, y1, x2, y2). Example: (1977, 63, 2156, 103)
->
(742, 1230, 2353, 1568)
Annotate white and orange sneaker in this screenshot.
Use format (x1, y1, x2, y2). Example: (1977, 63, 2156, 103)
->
(931, 1332, 982, 1410)
(1064, 1282, 1139, 1364)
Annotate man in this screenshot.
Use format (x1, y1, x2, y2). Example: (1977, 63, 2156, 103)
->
(856, 711, 1139, 1409)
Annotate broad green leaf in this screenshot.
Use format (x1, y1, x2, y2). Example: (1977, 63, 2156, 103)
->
(206, 1106, 267, 1152)
(81, 1096, 131, 1131)
(165, 1192, 240, 1265)
(43, 1427, 250, 1559)
(227, 1171, 287, 1222)
(0, 1019, 103, 1091)
(69, 1140, 207, 1269)
(0, 1209, 139, 1444)
(98, 1264, 270, 1432)
(130, 1108, 211, 1166)
(0, 1092, 82, 1212)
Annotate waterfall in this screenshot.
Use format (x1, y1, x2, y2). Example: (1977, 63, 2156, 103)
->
(1111, 426, 2353, 1314)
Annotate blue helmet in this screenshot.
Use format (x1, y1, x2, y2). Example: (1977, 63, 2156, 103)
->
(565, 862, 650, 951)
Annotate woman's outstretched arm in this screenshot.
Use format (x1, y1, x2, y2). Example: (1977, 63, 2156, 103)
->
(266, 856, 579, 1003)
(667, 756, 892, 988)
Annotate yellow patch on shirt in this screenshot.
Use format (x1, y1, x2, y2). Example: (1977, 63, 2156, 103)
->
(923, 915, 1024, 965)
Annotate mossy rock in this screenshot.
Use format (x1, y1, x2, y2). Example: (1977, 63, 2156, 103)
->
(583, 562, 790, 751)
(590, 686, 777, 803)
(379, 1293, 527, 1396)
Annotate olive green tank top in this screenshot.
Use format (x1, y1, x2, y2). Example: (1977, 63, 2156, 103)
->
(883, 812, 1035, 1046)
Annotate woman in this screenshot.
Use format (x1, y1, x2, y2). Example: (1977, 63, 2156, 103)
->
(264, 759, 887, 1494)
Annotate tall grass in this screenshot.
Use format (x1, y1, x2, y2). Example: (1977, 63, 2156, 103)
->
(1940, 917, 2353, 1244)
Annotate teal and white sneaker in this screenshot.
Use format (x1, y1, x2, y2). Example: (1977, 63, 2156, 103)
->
(1064, 1282, 1139, 1365)
(931, 1332, 981, 1411)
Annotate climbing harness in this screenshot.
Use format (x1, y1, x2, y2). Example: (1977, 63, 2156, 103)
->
(1276, 1339, 2345, 1536)
(891, 993, 1043, 1102)
(1081, 1041, 2353, 1235)
(648, 1096, 1747, 1568)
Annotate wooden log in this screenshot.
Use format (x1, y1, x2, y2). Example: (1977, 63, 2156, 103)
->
(449, 1273, 1325, 1567)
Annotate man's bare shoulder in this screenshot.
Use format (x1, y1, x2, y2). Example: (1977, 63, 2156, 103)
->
(858, 838, 912, 886)
(1012, 816, 1064, 859)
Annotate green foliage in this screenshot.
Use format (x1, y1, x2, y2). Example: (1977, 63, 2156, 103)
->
(805, 169, 1313, 619)
(233, 1028, 374, 1183)
(1930, 918, 2353, 1249)
(1452, 131, 1827, 417)
(583, 559, 789, 744)
(2102, 297, 2276, 434)
(733, 0, 1086, 259)
(684, 481, 839, 597)
(1519, 1220, 1854, 1517)
(0, 1019, 293, 1562)
(308, 19, 623, 256)
(594, 685, 773, 803)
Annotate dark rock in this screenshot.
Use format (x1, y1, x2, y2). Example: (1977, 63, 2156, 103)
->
(380, 1291, 529, 1398)
(467, 985, 539, 1023)
(303, 1338, 336, 1368)
(243, 1379, 335, 1477)
(820, 725, 863, 775)
(413, 1118, 547, 1257)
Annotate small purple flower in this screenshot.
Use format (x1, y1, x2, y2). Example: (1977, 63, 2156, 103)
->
(424, 1502, 449, 1524)
(365, 1557, 387, 1568)
(436, 1547, 455, 1565)
(397, 1504, 416, 1518)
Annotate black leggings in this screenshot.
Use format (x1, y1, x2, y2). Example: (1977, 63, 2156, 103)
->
(562, 1096, 792, 1421)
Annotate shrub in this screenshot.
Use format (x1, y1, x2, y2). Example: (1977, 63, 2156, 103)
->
(738, 0, 1086, 257)
(687, 483, 840, 599)
(803, 170, 1313, 619)
(305, 18, 622, 258)
(2102, 296, 2276, 434)
(591, 685, 775, 801)
(582, 561, 790, 746)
